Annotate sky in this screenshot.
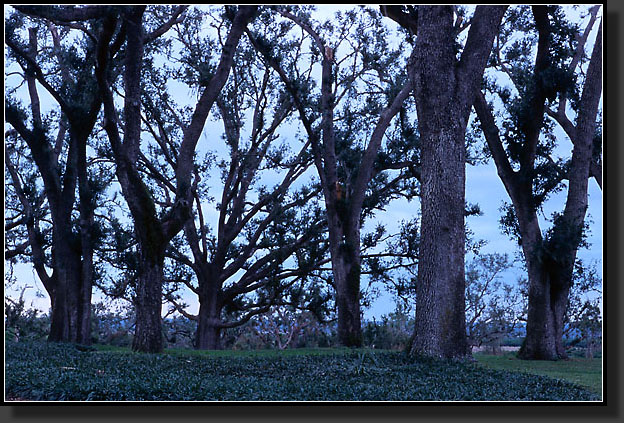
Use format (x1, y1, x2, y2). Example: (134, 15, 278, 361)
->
(4, 5, 603, 322)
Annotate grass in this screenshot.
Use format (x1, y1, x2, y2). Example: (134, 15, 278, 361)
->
(475, 351, 602, 396)
(5, 340, 601, 402)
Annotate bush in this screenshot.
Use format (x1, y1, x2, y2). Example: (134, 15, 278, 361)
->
(90, 302, 134, 347)
(4, 291, 50, 342)
(221, 310, 338, 350)
(362, 309, 412, 350)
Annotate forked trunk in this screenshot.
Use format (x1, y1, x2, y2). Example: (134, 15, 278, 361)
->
(519, 254, 572, 360)
(407, 5, 506, 359)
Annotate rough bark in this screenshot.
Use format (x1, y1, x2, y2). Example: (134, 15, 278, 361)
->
(332, 230, 363, 347)
(519, 20, 602, 361)
(132, 250, 165, 353)
(474, 15, 601, 360)
(408, 6, 506, 359)
(95, 6, 256, 352)
(195, 273, 223, 350)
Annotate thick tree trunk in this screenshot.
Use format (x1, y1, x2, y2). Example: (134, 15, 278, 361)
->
(408, 6, 506, 359)
(518, 256, 558, 360)
(332, 238, 362, 347)
(132, 251, 165, 353)
(325, 180, 363, 348)
(516, 205, 578, 361)
(48, 226, 81, 343)
(411, 125, 468, 358)
(519, 254, 572, 360)
(195, 274, 223, 350)
(196, 311, 222, 350)
(410, 7, 467, 359)
(519, 21, 601, 361)
(47, 265, 69, 343)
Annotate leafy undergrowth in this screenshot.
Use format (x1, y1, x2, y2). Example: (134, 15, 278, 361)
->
(5, 341, 600, 402)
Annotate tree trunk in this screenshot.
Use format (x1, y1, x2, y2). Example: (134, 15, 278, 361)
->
(518, 256, 558, 360)
(410, 7, 467, 359)
(519, 254, 572, 360)
(195, 273, 223, 350)
(196, 313, 222, 350)
(47, 263, 69, 343)
(77, 246, 94, 345)
(519, 20, 601, 361)
(332, 236, 362, 347)
(412, 125, 468, 358)
(408, 6, 506, 359)
(48, 225, 81, 343)
(325, 178, 363, 348)
(77, 243, 94, 345)
(132, 250, 165, 353)
(77, 129, 95, 345)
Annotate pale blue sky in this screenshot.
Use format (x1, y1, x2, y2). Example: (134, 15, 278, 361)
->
(5, 5, 602, 322)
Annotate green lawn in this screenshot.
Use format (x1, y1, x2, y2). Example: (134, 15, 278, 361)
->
(475, 352, 602, 396)
(5, 341, 600, 401)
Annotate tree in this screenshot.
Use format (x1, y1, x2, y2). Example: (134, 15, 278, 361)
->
(5, 7, 113, 344)
(563, 260, 602, 358)
(248, 6, 421, 347)
(94, 5, 257, 352)
(465, 253, 524, 352)
(384, 5, 507, 358)
(473, 5, 602, 359)
(159, 30, 330, 348)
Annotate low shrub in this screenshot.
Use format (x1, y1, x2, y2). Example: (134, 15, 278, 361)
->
(5, 340, 600, 402)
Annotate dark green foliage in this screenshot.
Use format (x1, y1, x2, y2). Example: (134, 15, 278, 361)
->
(362, 309, 412, 350)
(5, 340, 599, 401)
(4, 300, 50, 343)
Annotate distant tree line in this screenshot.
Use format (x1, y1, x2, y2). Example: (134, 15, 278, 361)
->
(5, 5, 602, 360)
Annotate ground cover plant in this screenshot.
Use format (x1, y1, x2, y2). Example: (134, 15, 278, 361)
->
(5, 340, 599, 401)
